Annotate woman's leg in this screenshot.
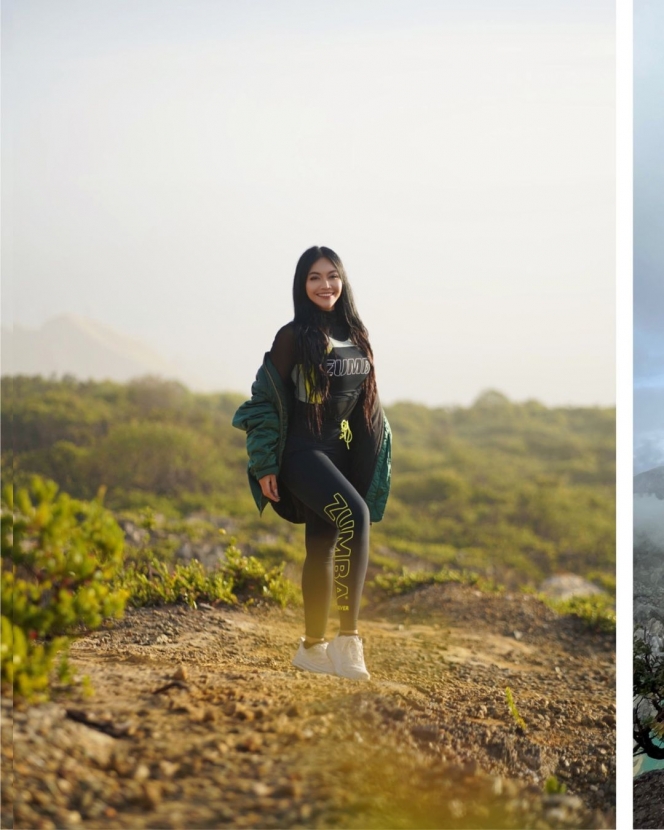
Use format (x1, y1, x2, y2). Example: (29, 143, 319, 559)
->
(301, 506, 337, 640)
(281, 449, 371, 634)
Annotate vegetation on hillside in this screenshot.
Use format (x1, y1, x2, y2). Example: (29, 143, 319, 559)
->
(1, 477, 128, 700)
(1, 476, 296, 700)
(634, 629, 664, 761)
(2, 374, 616, 699)
(3, 375, 615, 591)
(634, 531, 664, 760)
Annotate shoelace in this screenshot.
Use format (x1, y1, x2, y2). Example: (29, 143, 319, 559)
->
(339, 419, 353, 449)
(340, 636, 363, 661)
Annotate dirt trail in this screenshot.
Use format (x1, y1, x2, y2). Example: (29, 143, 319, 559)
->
(5, 583, 615, 829)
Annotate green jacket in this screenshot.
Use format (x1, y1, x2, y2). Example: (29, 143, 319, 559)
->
(232, 353, 391, 523)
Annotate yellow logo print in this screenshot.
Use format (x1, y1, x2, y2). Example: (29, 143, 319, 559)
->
(324, 493, 354, 604)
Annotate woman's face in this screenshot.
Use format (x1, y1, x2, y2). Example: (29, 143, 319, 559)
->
(305, 257, 343, 311)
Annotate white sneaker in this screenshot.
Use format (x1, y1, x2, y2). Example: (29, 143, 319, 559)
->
(292, 638, 335, 675)
(327, 635, 371, 681)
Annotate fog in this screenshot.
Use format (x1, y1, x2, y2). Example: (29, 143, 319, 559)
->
(635, 495, 664, 550)
(3, 0, 615, 407)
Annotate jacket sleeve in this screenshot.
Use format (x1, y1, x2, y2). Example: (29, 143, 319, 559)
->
(231, 372, 281, 480)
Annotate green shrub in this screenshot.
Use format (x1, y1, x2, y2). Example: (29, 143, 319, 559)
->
(117, 540, 298, 609)
(223, 543, 299, 607)
(1, 476, 128, 701)
(544, 776, 567, 795)
(541, 593, 616, 633)
(370, 567, 503, 597)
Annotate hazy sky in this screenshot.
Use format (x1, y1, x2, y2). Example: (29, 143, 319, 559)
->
(3, 0, 615, 407)
(634, 0, 664, 473)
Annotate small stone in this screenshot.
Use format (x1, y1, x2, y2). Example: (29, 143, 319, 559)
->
(513, 630, 523, 640)
(411, 724, 439, 742)
(236, 734, 262, 753)
(142, 781, 162, 809)
(273, 781, 302, 798)
(172, 666, 188, 681)
(462, 760, 479, 777)
(57, 778, 73, 795)
(489, 776, 503, 796)
(545, 808, 568, 824)
(110, 751, 133, 777)
(252, 782, 271, 797)
(158, 761, 179, 779)
(133, 763, 151, 782)
(234, 704, 255, 722)
(448, 800, 465, 819)
(84, 800, 108, 820)
(543, 794, 584, 811)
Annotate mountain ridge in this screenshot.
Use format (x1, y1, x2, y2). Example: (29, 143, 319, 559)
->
(1, 314, 209, 390)
(635, 465, 664, 500)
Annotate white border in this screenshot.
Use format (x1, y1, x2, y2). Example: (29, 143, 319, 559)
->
(616, 0, 633, 826)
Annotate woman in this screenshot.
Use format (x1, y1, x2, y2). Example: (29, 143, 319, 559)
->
(232, 246, 391, 681)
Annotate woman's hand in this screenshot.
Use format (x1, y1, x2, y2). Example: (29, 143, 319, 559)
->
(258, 474, 280, 502)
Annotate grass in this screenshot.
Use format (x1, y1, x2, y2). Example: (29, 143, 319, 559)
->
(505, 686, 527, 732)
(369, 567, 504, 597)
(539, 592, 616, 634)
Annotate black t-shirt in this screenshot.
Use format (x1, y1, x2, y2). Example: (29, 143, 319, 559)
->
(269, 320, 370, 444)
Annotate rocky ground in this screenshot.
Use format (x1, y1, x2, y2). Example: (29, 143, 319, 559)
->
(3, 582, 615, 829)
(634, 769, 664, 829)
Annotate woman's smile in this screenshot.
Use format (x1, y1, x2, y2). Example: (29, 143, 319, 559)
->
(306, 257, 343, 310)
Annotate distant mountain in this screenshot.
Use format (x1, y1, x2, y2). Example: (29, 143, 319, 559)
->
(1, 314, 205, 388)
(635, 466, 664, 500)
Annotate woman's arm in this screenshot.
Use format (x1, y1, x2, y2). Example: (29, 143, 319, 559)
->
(269, 323, 297, 390)
(231, 324, 296, 500)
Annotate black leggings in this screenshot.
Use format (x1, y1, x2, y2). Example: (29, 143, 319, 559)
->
(280, 446, 370, 638)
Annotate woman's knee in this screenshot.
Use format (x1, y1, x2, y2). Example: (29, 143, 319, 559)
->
(355, 499, 371, 540)
(324, 491, 369, 539)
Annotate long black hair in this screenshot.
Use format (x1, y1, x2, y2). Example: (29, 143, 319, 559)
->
(292, 246, 377, 435)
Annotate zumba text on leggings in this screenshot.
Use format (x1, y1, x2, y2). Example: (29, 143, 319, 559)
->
(324, 492, 354, 611)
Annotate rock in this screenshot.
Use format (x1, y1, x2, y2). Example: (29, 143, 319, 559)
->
(411, 724, 439, 742)
(141, 781, 162, 809)
(66, 722, 116, 769)
(236, 734, 262, 753)
(133, 763, 151, 782)
(172, 666, 188, 681)
(109, 751, 134, 777)
(489, 776, 504, 796)
(448, 799, 465, 819)
(539, 574, 603, 601)
(158, 761, 180, 779)
(273, 781, 302, 798)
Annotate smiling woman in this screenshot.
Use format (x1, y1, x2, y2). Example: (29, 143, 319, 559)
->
(305, 259, 343, 311)
(232, 246, 392, 682)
